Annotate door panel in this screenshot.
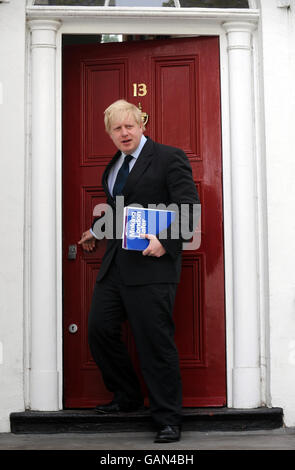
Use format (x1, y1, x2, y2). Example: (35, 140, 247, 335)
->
(154, 56, 199, 156)
(62, 37, 226, 408)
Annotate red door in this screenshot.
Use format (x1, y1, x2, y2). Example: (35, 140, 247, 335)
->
(62, 37, 226, 408)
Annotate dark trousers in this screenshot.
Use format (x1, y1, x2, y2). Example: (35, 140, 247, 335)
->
(88, 254, 182, 427)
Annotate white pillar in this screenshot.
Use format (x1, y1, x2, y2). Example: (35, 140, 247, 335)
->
(223, 21, 261, 408)
(28, 19, 61, 410)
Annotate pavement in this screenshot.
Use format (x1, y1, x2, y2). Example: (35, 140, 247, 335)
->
(0, 427, 294, 451)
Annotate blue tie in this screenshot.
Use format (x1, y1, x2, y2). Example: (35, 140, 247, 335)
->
(112, 154, 133, 197)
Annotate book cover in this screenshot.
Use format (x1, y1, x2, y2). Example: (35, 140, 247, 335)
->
(122, 206, 176, 251)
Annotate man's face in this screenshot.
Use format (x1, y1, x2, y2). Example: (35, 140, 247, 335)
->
(109, 112, 143, 155)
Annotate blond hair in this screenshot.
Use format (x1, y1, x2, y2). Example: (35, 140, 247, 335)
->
(104, 99, 144, 133)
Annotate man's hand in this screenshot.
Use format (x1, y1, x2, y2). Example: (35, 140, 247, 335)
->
(78, 230, 96, 252)
(142, 234, 166, 258)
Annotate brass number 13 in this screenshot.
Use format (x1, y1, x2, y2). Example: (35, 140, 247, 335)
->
(133, 83, 147, 97)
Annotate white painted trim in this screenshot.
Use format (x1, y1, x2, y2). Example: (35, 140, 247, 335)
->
(251, 22, 271, 408)
(55, 27, 63, 411)
(25, 5, 261, 411)
(24, 19, 32, 412)
(26, 6, 260, 38)
(219, 30, 234, 407)
(26, 6, 259, 21)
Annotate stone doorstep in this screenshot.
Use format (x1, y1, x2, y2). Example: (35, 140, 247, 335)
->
(10, 407, 284, 434)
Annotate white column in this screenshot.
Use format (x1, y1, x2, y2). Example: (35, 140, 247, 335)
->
(223, 21, 261, 408)
(28, 19, 61, 410)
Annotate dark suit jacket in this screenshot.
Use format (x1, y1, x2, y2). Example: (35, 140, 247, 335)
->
(92, 137, 200, 285)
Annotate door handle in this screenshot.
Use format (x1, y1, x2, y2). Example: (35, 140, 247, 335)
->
(68, 244, 77, 260)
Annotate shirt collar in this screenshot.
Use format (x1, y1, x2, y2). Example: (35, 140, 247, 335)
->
(122, 134, 147, 161)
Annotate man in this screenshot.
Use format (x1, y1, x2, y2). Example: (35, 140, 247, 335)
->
(78, 100, 199, 443)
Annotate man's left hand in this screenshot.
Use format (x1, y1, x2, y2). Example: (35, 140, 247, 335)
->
(142, 234, 166, 257)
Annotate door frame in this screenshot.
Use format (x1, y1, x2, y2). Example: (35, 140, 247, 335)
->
(25, 4, 268, 412)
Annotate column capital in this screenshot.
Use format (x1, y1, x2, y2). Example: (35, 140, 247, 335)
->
(28, 19, 61, 49)
(222, 21, 257, 51)
(222, 20, 258, 34)
(28, 18, 61, 32)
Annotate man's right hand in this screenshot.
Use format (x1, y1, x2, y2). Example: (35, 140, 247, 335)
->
(78, 230, 96, 252)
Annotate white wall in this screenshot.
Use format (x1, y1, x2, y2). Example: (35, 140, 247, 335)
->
(259, 0, 295, 426)
(0, 0, 26, 431)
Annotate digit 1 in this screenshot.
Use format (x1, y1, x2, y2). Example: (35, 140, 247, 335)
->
(133, 83, 137, 97)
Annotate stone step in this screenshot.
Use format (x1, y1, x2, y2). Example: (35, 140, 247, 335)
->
(10, 407, 284, 434)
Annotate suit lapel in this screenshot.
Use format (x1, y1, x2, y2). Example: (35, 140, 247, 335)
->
(122, 137, 154, 199)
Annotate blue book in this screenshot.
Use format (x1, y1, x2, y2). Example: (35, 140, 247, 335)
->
(122, 206, 176, 251)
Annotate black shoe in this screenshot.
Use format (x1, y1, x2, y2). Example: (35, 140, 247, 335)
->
(154, 425, 181, 443)
(95, 400, 143, 413)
